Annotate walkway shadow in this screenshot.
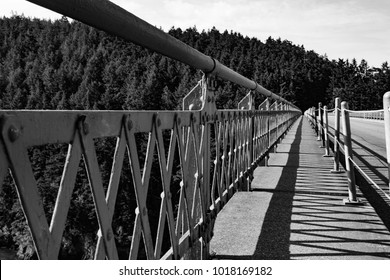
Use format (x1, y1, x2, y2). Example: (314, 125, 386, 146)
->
(211, 118, 390, 260)
(249, 119, 302, 259)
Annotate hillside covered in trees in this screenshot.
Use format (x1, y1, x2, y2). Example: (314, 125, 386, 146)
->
(1, 15, 389, 112)
(0, 15, 390, 259)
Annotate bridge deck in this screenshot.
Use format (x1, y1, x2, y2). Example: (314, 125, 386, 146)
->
(210, 117, 390, 259)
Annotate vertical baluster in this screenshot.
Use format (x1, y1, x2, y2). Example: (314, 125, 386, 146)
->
(341, 101, 363, 205)
(323, 106, 331, 157)
(331, 98, 343, 173)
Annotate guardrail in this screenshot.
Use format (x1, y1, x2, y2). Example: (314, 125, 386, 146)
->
(348, 109, 384, 120)
(305, 94, 390, 206)
(0, 0, 301, 260)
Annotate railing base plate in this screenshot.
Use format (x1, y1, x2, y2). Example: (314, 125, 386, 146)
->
(343, 198, 365, 206)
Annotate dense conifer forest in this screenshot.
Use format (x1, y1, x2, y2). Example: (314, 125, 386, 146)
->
(0, 15, 389, 259)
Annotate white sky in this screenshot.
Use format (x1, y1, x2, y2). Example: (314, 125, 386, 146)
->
(1, 0, 389, 68)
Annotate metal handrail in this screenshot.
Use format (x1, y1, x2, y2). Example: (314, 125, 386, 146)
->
(346, 108, 384, 120)
(27, 0, 299, 110)
(345, 109, 384, 113)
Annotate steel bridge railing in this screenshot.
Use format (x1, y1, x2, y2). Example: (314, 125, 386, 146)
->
(0, 0, 301, 260)
(348, 109, 384, 120)
(305, 95, 390, 206)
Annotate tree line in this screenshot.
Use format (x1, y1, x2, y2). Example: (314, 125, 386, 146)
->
(0, 15, 389, 259)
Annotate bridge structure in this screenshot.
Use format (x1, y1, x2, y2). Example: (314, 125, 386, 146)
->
(0, 0, 389, 260)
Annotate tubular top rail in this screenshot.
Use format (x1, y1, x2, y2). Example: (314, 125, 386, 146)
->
(345, 109, 384, 113)
(325, 108, 335, 112)
(27, 0, 298, 110)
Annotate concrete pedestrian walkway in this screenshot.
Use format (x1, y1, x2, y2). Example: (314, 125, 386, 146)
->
(210, 116, 390, 259)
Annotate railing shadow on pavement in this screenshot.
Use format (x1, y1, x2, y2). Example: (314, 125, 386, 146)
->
(327, 120, 390, 231)
(307, 101, 390, 231)
(212, 117, 390, 259)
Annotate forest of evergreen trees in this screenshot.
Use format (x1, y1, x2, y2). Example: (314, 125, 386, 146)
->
(0, 15, 389, 259)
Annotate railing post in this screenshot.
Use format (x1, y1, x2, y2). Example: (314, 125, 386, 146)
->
(331, 97, 343, 173)
(238, 91, 254, 191)
(383, 92, 390, 194)
(249, 104, 254, 190)
(323, 105, 331, 157)
(269, 101, 278, 153)
(341, 101, 362, 205)
(275, 101, 279, 142)
(201, 75, 218, 258)
(319, 103, 325, 147)
(317, 102, 322, 141)
(308, 107, 313, 126)
(182, 80, 203, 259)
(265, 98, 270, 166)
(182, 75, 219, 259)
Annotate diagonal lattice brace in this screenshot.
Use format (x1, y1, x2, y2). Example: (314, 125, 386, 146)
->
(215, 118, 227, 207)
(95, 116, 128, 259)
(0, 139, 9, 192)
(224, 115, 234, 193)
(174, 116, 196, 244)
(125, 115, 156, 260)
(188, 115, 206, 226)
(153, 117, 175, 258)
(210, 121, 221, 210)
(77, 116, 119, 260)
(0, 116, 52, 259)
(48, 132, 82, 259)
(154, 114, 180, 259)
(219, 116, 230, 203)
